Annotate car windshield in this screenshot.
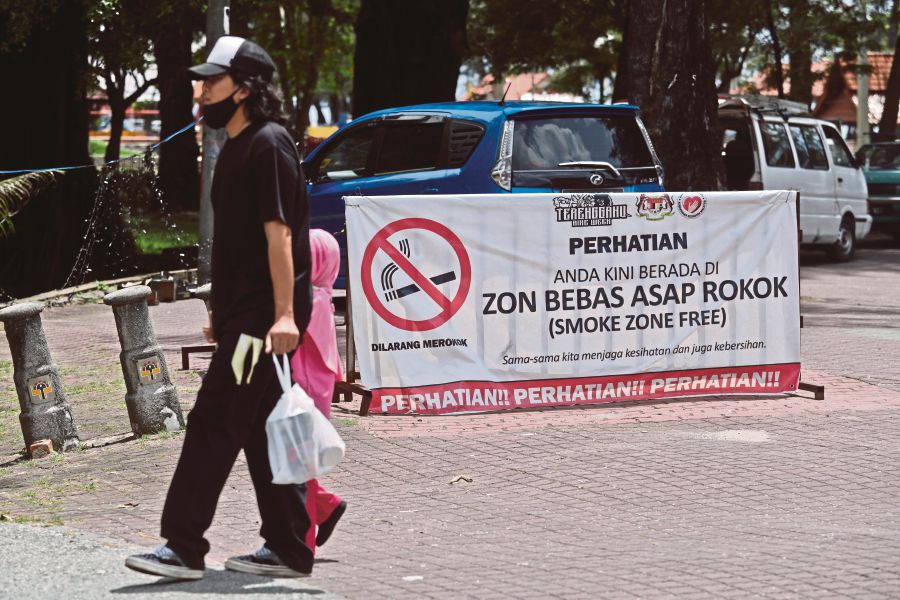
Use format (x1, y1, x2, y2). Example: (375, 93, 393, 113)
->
(512, 116, 654, 171)
(860, 145, 900, 171)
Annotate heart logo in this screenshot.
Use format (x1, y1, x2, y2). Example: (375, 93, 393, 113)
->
(683, 195, 702, 214)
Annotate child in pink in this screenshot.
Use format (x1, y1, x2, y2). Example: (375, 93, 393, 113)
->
(290, 229, 346, 552)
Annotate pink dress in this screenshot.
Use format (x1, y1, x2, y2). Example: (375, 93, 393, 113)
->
(290, 229, 344, 551)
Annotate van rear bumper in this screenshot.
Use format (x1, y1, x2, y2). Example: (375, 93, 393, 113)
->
(856, 214, 873, 240)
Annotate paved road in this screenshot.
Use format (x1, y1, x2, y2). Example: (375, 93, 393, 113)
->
(799, 236, 900, 391)
(0, 521, 345, 599)
(0, 238, 898, 599)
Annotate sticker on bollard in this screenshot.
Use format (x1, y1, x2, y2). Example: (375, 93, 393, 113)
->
(27, 375, 55, 403)
(137, 356, 162, 384)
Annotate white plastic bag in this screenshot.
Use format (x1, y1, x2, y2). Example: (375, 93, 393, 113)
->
(267, 354, 346, 484)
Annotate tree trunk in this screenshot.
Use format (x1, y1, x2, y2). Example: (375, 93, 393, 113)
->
(0, 0, 97, 298)
(152, 9, 200, 212)
(615, 0, 662, 109)
(352, 0, 468, 117)
(763, 0, 785, 98)
(786, 0, 813, 106)
(612, 37, 630, 102)
(105, 97, 126, 163)
(314, 101, 327, 125)
(879, 32, 900, 139)
(645, 0, 720, 191)
(889, 0, 899, 50)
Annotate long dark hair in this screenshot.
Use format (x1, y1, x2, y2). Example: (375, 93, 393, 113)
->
(232, 72, 290, 127)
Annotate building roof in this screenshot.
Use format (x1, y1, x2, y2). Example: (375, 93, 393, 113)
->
(734, 52, 894, 97)
(460, 72, 584, 103)
(733, 52, 896, 125)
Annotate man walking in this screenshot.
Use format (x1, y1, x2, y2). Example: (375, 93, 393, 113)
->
(125, 36, 314, 580)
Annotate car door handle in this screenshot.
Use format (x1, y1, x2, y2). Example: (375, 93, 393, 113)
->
(424, 187, 439, 193)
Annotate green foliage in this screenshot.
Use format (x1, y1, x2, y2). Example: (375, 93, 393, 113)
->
(89, 140, 143, 158)
(468, 0, 624, 83)
(88, 0, 155, 86)
(0, 171, 60, 238)
(0, 0, 63, 53)
(238, 0, 358, 132)
(130, 211, 198, 254)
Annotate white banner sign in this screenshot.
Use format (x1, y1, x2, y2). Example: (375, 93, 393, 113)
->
(346, 191, 801, 415)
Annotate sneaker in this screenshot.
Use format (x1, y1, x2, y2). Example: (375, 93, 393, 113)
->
(124, 545, 204, 580)
(224, 546, 310, 578)
(316, 501, 347, 547)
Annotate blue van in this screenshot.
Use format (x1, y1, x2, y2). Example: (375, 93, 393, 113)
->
(302, 101, 665, 284)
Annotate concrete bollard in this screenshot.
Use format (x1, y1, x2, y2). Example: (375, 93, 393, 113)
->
(103, 286, 184, 435)
(193, 283, 212, 312)
(0, 302, 79, 455)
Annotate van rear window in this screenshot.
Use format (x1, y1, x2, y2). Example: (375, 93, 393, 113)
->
(789, 124, 829, 170)
(512, 116, 653, 171)
(760, 122, 795, 168)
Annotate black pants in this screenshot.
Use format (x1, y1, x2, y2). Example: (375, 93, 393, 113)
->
(161, 332, 313, 572)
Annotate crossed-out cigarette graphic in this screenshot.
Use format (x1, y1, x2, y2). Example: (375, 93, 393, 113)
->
(381, 238, 457, 302)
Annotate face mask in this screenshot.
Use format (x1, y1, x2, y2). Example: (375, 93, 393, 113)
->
(202, 88, 241, 129)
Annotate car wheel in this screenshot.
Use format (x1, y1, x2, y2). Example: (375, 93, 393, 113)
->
(826, 216, 855, 262)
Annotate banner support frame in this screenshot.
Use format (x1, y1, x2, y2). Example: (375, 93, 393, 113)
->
(332, 269, 373, 415)
(794, 192, 826, 400)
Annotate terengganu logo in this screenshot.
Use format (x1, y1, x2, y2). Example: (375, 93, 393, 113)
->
(553, 194, 629, 228)
(635, 193, 674, 221)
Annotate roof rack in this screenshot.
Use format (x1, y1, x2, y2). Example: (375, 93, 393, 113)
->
(719, 95, 811, 118)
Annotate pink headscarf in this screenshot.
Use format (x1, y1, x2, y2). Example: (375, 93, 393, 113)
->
(291, 229, 344, 416)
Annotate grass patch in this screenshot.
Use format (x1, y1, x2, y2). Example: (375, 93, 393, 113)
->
(90, 140, 143, 159)
(129, 212, 198, 254)
(337, 417, 360, 428)
(59, 363, 125, 404)
(0, 514, 64, 527)
(19, 488, 62, 510)
(0, 360, 20, 452)
(136, 429, 182, 446)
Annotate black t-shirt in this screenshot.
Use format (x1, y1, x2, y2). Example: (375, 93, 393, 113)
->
(210, 120, 312, 340)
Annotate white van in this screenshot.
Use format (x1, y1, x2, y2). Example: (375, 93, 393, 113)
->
(719, 96, 872, 261)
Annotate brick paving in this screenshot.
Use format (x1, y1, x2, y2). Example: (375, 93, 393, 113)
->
(0, 243, 899, 598)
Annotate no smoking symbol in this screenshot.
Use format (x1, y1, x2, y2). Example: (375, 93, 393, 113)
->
(360, 218, 471, 332)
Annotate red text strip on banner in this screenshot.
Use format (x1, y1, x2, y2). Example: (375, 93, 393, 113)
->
(372, 364, 801, 415)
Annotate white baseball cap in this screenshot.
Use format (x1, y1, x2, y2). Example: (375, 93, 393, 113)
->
(188, 36, 276, 82)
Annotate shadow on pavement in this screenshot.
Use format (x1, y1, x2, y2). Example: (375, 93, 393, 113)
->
(110, 569, 327, 595)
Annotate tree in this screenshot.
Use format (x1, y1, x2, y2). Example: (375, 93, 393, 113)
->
(89, 0, 157, 163)
(353, 0, 468, 117)
(761, 0, 785, 98)
(468, 0, 625, 102)
(613, 0, 660, 107)
(643, 0, 721, 191)
(708, 0, 764, 93)
(0, 0, 98, 297)
(879, 31, 900, 138)
(151, 0, 202, 211)
(235, 0, 357, 137)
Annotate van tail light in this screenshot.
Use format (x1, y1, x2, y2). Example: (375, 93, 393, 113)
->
(748, 181, 763, 190)
(491, 120, 514, 191)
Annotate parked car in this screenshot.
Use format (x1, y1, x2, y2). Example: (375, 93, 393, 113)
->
(856, 140, 900, 240)
(718, 96, 872, 261)
(302, 101, 665, 285)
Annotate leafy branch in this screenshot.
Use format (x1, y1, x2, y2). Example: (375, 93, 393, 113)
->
(0, 171, 61, 238)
